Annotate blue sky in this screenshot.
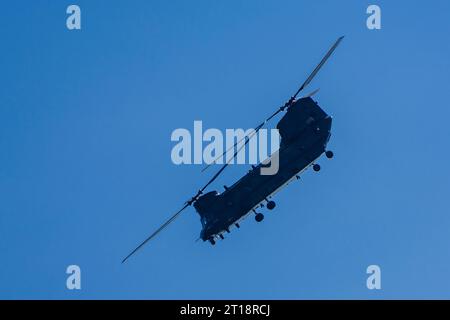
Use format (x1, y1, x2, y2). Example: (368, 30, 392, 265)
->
(1, 1, 450, 299)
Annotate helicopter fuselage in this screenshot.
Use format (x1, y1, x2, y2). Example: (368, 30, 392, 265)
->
(121, 37, 344, 263)
(194, 97, 333, 243)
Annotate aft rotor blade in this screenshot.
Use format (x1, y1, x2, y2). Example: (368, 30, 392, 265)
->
(302, 88, 320, 98)
(293, 36, 344, 98)
(122, 203, 190, 263)
(201, 37, 343, 173)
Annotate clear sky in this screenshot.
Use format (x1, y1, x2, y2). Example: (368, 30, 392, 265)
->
(1, 1, 450, 299)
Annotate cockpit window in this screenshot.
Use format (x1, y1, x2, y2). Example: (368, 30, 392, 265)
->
(201, 216, 207, 227)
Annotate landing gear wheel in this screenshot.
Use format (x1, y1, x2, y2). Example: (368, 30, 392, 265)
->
(255, 213, 264, 222)
(313, 164, 321, 172)
(266, 201, 276, 210)
(209, 238, 216, 245)
(325, 150, 334, 159)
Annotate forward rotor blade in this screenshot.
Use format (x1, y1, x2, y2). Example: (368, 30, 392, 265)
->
(122, 203, 190, 263)
(293, 35, 344, 98)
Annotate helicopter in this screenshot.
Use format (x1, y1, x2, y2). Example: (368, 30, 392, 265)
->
(122, 36, 344, 263)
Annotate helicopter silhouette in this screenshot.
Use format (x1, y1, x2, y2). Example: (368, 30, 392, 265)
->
(122, 36, 344, 263)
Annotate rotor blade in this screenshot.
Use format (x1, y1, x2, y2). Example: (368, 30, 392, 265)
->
(201, 120, 267, 173)
(122, 203, 190, 263)
(199, 122, 260, 192)
(201, 107, 283, 173)
(201, 37, 343, 173)
(302, 88, 320, 98)
(293, 35, 344, 98)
